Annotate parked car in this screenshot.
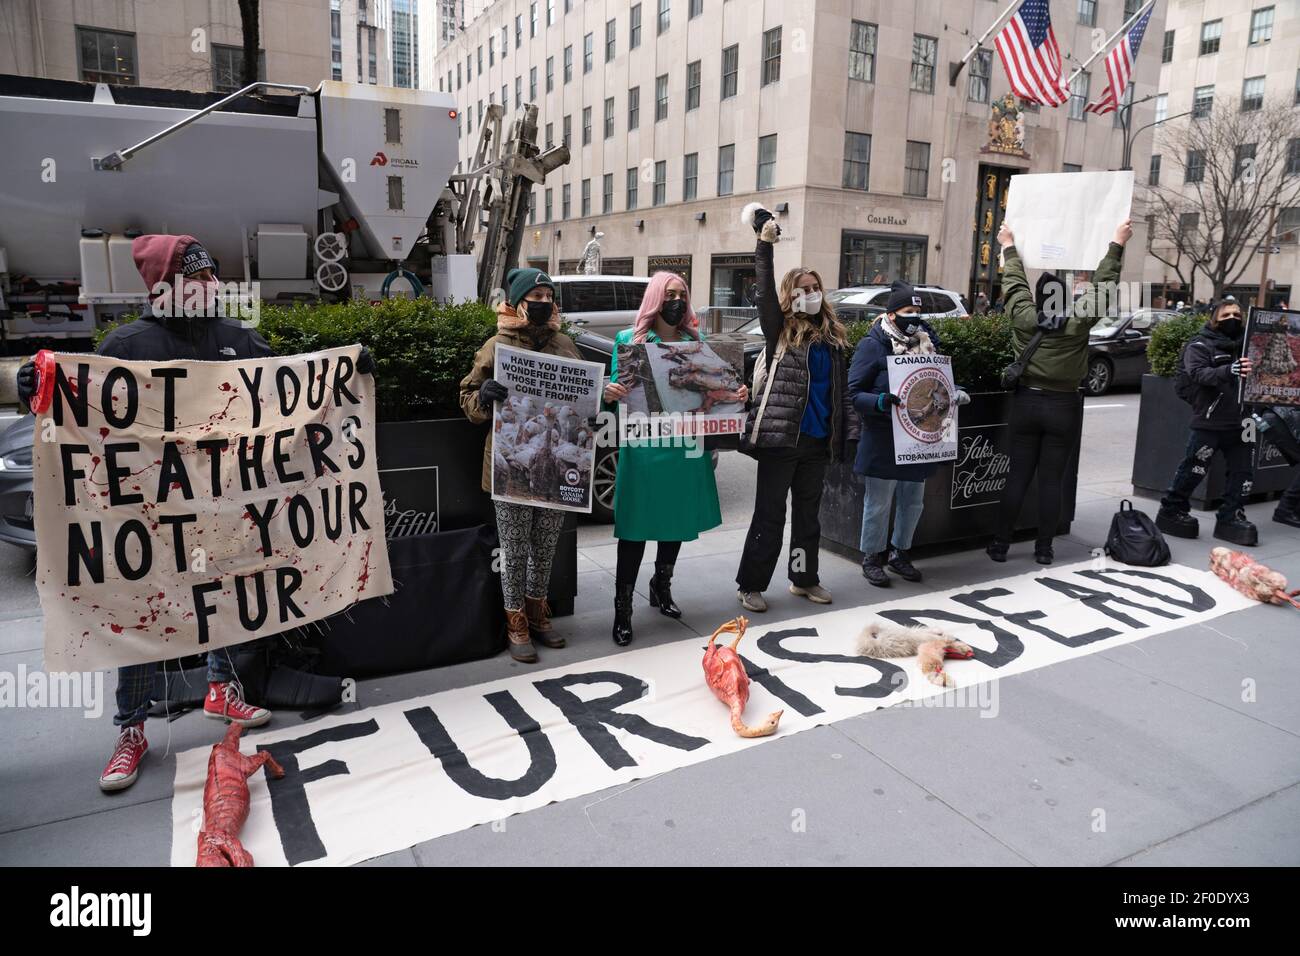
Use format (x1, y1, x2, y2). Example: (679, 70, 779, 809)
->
(730, 285, 967, 334)
(1083, 308, 1180, 396)
(550, 274, 650, 337)
(571, 328, 762, 522)
(0, 414, 35, 549)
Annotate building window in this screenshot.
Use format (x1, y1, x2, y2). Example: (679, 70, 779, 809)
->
(1199, 20, 1221, 56)
(1149, 154, 1161, 185)
(604, 97, 615, 138)
(564, 45, 572, 83)
(1069, 73, 1089, 121)
(1155, 93, 1168, 123)
(1078, 0, 1096, 27)
(1288, 138, 1300, 175)
(582, 106, 592, 144)
(581, 179, 591, 217)
(528, 189, 535, 225)
(502, 25, 508, 59)
(330, 1, 342, 80)
(1235, 143, 1257, 180)
(911, 35, 936, 94)
(456, 63, 461, 89)
(212, 44, 263, 93)
(1250, 7, 1274, 45)
(968, 49, 991, 104)
(477, 45, 482, 76)
(606, 19, 616, 61)
(1178, 212, 1198, 239)
(546, 56, 554, 92)
(603, 173, 614, 213)
(477, 100, 483, 126)
(547, 0, 555, 27)
(756, 134, 777, 191)
(631, 4, 642, 49)
(545, 122, 553, 148)
(1161, 30, 1174, 63)
(530, 67, 537, 100)
(501, 85, 508, 109)
(563, 114, 571, 144)
(545, 187, 552, 222)
(516, 15, 523, 48)
(1123, 0, 1143, 17)
(721, 44, 739, 99)
(762, 27, 782, 86)
(1062, 163, 1083, 172)
(841, 232, 927, 287)
(1192, 85, 1213, 119)
(1278, 205, 1300, 241)
(658, 0, 670, 35)
(628, 86, 640, 129)
(516, 76, 522, 108)
(584, 33, 593, 73)
(627, 168, 639, 209)
(842, 131, 871, 191)
(1296, 69, 1300, 106)
(656, 74, 668, 120)
(684, 152, 698, 201)
(1186, 149, 1205, 183)
(1113, 86, 1132, 129)
(489, 36, 495, 67)
(531, 2, 538, 37)
(718, 144, 735, 196)
(689, 0, 702, 17)
(77, 27, 137, 85)
(849, 21, 877, 82)
(653, 161, 667, 205)
(562, 183, 571, 219)
(686, 60, 701, 111)
(904, 141, 930, 197)
(1242, 76, 1265, 112)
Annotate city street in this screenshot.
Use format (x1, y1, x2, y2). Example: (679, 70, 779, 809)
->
(3, 390, 1297, 867)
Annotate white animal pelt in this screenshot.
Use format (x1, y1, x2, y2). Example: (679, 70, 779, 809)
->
(740, 202, 781, 243)
(856, 618, 974, 688)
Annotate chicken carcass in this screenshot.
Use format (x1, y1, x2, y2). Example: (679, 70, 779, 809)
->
(702, 617, 783, 738)
(196, 723, 285, 867)
(1210, 547, 1300, 609)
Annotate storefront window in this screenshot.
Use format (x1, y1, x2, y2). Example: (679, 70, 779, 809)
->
(840, 231, 927, 288)
(710, 254, 757, 307)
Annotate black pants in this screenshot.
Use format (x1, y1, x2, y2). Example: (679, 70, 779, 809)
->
(736, 435, 829, 591)
(996, 387, 1081, 544)
(1161, 428, 1254, 520)
(1280, 471, 1300, 514)
(615, 539, 682, 587)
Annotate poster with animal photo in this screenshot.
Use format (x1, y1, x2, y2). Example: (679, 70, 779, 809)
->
(491, 344, 603, 513)
(887, 354, 959, 465)
(614, 339, 746, 442)
(1240, 306, 1300, 408)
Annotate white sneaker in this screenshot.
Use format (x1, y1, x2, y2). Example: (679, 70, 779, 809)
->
(737, 590, 768, 612)
(789, 583, 832, 604)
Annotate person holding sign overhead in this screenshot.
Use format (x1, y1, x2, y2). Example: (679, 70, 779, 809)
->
(848, 282, 968, 587)
(601, 271, 744, 647)
(987, 218, 1131, 565)
(459, 268, 582, 663)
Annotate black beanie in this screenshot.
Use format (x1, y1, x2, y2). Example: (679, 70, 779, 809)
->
(180, 241, 217, 277)
(886, 280, 922, 313)
(1034, 271, 1067, 314)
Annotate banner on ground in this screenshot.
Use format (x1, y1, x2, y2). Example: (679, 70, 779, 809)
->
(615, 339, 746, 441)
(34, 345, 393, 670)
(169, 560, 1253, 866)
(888, 354, 958, 465)
(491, 344, 602, 513)
(1004, 170, 1133, 270)
(1240, 306, 1300, 408)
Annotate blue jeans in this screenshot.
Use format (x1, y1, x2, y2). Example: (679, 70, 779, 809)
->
(859, 476, 926, 555)
(113, 649, 237, 727)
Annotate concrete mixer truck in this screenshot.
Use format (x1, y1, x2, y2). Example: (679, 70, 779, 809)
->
(0, 73, 568, 352)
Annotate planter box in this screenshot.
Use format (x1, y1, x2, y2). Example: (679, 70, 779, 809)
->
(1130, 373, 1299, 509)
(821, 390, 1081, 559)
(376, 417, 576, 616)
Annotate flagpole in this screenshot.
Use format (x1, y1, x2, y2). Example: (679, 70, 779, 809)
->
(1065, 0, 1156, 88)
(949, 0, 1023, 86)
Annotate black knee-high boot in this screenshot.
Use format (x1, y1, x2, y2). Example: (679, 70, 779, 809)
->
(612, 582, 634, 646)
(647, 562, 682, 617)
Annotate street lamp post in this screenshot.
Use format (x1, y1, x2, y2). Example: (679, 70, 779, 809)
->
(1121, 102, 1194, 172)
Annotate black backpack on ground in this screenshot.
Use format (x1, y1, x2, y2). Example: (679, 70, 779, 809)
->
(1105, 499, 1171, 566)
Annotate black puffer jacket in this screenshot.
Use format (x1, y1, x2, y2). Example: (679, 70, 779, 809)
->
(739, 237, 856, 460)
(97, 313, 273, 362)
(1180, 323, 1244, 432)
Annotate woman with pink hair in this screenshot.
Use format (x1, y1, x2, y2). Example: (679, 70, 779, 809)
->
(601, 271, 747, 646)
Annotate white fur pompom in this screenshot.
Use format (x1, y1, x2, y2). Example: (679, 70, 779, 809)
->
(740, 202, 765, 228)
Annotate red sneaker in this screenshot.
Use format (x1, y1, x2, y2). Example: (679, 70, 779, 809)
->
(100, 724, 148, 792)
(203, 681, 271, 728)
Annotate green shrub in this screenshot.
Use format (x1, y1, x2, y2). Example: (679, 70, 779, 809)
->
(842, 312, 1015, 392)
(1147, 312, 1205, 378)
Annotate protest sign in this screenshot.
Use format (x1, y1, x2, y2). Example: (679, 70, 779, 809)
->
(34, 346, 393, 670)
(1004, 170, 1133, 270)
(614, 339, 746, 442)
(1240, 306, 1300, 408)
(888, 354, 958, 465)
(491, 344, 603, 513)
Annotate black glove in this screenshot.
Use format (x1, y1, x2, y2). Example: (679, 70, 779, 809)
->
(357, 346, 375, 375)
(15, 361, 36, 405)
(875, 392, 902, 412)
(478, 378, 508, 411)
(1036, 311, 1067, 332)
(751, 207, 775, 235)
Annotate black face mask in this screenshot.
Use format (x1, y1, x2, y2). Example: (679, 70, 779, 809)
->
(1217, 318, 1243, 339)
(895, 313, 921, 336)
(525, 300, 553, 326)
(661, 299, 688, 327)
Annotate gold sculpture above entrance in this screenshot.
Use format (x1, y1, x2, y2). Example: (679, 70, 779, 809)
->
(982, 93, 1029, 159)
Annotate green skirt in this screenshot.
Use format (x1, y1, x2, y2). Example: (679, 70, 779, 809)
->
(612, 442, 722, 542)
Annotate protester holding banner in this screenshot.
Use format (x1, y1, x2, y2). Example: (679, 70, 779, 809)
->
(735, 206, 856, 612)
(459, 268, 582, 663)
(987, 218, 1130, 565)
(1154, 299, 1259, 546)
(601, 272, 744, 646)
(848, 283, 967, 587)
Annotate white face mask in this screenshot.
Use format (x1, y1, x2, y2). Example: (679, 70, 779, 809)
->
(795, 291, 823, 316)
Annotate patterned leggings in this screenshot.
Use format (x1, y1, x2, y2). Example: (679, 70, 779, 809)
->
(494, 500, 566, 610)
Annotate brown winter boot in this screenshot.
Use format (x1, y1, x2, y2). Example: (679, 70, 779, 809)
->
(525, 595, 564, 648)
(505, 608, 538, 663)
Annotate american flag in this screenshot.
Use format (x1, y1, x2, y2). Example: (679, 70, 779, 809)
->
(994, 0, 1071, 107)
(1085, 2, 1155, 115)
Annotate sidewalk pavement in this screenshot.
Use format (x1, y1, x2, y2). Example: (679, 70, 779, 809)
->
(2, 481, 1297, 868)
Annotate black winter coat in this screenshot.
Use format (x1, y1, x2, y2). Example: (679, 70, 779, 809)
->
(848, 320, 943, 481)
(1180, 324, 1244, 432)
(97, 314, 273, 362)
